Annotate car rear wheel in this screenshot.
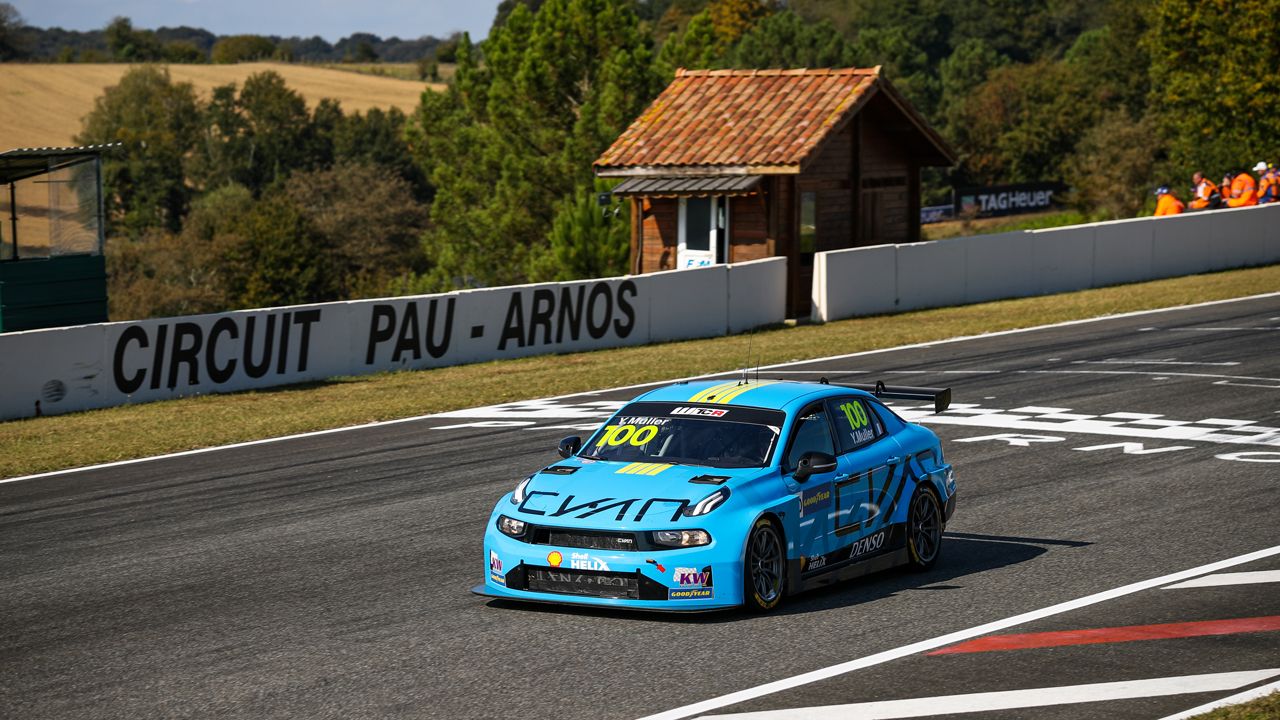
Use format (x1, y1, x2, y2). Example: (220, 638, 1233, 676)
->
(907, 485, 943, 571)
(743, 517, 784, 612)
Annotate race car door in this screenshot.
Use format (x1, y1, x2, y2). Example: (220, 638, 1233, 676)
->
(782, 402, 840, 566)
(828, 396, 903, 561)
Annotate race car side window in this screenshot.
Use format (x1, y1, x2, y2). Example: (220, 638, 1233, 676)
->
(868, 400, 906, 433)
(783, 404, 836, 473)
(829, 397, 885, 454)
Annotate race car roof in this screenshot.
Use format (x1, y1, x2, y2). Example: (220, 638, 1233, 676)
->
(635, 379, 843, 410)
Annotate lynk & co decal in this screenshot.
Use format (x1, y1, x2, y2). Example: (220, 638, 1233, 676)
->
(518, 491, 691, 522)
(669, 565, 714, 600)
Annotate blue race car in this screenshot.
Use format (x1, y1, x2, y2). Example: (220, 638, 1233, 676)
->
(475, 378, 956, 612)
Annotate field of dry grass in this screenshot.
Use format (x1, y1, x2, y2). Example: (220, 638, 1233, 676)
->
(0, 62, 442, 150)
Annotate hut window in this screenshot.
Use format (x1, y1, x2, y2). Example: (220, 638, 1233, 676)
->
(799, 192, 817, 254)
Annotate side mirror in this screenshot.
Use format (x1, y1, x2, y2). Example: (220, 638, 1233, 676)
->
(794, 452, 837, 482)
(558, 436, 582, 459)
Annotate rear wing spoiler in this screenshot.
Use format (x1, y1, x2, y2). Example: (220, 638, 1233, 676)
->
(820, 378, 952, 413)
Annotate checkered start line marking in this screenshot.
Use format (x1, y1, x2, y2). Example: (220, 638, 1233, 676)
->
(433, 399, 1280, 449)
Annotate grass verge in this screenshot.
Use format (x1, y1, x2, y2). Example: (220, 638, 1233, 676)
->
(1188, 691, 1280, 719)
(3, 265, 1278, 479)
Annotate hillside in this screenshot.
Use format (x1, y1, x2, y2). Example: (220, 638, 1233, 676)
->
(0, 63, 442, 150)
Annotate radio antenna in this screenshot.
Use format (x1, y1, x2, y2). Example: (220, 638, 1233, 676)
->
(743, 332, 754, 385)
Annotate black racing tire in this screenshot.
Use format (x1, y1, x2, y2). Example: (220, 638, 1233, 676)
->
(742, 517, 785, 613)
(906, 485, 943, 572)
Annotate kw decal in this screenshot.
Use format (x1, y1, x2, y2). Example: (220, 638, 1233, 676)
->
(616, 462, 673, 476)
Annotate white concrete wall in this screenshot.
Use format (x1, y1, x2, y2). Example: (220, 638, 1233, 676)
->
(813, 204, 1280, 322)
(0, 259, 788, 420)
(727, 258, 787, 334)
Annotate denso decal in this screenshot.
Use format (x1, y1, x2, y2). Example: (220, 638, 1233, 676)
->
(569, 552, 610, 571)
(671, 407, 728, 417)
(799, 485, 832, 519)
(848, 530, 886, 560)
(518, 491, 690, 522)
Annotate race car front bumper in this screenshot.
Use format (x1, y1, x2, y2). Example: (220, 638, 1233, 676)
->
(477, 528, 742, 611)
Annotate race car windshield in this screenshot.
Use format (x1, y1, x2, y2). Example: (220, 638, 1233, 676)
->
(580, 402, 784, 469)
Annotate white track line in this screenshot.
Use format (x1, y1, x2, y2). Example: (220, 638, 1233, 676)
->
(1156, 679, 1280, 720)
(702, 669, 1280, 720)
(5, 291, 1278, 486)
(1163, 570, 1280, 589)
(635, 545, 1280, 720)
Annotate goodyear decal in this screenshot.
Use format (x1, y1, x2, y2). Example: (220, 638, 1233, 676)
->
(616, 462, 674, 476)
(669, 587, 714, 600)
(687, 380, 779, 404)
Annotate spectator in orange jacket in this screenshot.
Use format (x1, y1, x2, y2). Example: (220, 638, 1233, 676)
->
(1255, 161, 1278, 204)
(1226, 169, 1257, 207)
(1154, 186, 1185, 216)
(1189, 171, 1219, 210)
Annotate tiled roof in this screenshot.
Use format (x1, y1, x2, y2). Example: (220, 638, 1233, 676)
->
(595, 68, 882, 174)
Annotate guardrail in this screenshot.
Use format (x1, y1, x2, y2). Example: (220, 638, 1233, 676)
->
(812, 204, 1280, 322)
(0, 258, 786, 420)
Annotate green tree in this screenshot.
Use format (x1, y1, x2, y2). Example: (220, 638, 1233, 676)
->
(162, 40, 206, 63)
(937, 38, 1005, 132)
(333, 107, 431, 200)
(1148, 0, 1280, 176)
(706, 0, 775, 47)
(656, 10, 721, 72)
(406, 0, 663, 290)
(210, 34, 276, 63)
(105, 184, 254, 319)
(104, 17, 165, 61)
(950, 60, 1100, 185)
(726, 11, 857, 68)
(76, 66, 202, 236)
(190, 71, 318, 195)
(281, 163, 428, 298)
(528, 179, 631, 282)
(1064, 110, 1168, 218)
(0, 2, 28, 60)
(223, 193, 331, 308)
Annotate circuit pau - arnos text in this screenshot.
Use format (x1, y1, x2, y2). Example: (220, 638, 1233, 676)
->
(477, 378, 957, 612)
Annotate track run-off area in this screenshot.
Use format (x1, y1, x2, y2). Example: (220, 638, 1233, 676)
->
(2, 293, 1278, 719)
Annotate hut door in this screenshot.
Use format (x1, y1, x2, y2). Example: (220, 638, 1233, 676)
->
(678, 196, 728, 268)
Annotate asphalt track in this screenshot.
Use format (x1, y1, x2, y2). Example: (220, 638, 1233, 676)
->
(3, 294, 1279, 720)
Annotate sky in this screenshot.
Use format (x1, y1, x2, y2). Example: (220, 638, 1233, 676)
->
(11, 0, 502, 42)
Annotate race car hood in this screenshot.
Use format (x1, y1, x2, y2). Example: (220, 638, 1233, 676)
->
(510, 458, 763, 530)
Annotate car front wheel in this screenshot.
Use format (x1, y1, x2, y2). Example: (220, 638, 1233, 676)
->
(743, 517, 784, 612)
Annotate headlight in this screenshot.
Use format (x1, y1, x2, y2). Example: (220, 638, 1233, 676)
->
(653, 529, 711, 547)
(510, 476, 532, 505)
(685, 487, 730, 516)
(497, 515, 526, 537)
